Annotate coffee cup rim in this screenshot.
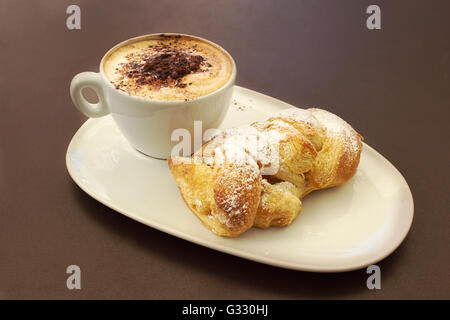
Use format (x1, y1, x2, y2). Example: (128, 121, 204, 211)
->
(99, 33, 237, 103)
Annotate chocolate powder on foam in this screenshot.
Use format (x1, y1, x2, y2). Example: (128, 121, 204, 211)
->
(116, 38, 212, 90)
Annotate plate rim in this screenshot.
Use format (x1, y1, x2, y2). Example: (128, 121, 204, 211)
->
(66, 85, 414, 272)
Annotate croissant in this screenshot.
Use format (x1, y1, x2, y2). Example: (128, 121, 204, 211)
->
(168, 108, 363, 237)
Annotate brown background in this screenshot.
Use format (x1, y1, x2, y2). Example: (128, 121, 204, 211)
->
(0, 0, 449, 299)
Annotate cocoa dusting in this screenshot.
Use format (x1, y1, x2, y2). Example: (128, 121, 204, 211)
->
(232, 100, 248, 111)
(116, 40, 209, 90)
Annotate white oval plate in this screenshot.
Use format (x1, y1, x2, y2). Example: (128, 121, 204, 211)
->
(66, 86, 414, 272)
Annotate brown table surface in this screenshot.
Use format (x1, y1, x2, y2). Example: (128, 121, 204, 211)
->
(1, 0, 449, 299)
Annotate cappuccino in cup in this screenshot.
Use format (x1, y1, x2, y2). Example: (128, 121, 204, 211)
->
(70, 33, 236, 159)
(104, 34, 233, 101)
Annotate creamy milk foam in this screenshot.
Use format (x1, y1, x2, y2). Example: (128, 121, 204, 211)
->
(103, 35, 233, 101)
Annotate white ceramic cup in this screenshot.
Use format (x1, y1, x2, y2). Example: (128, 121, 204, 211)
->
(70, 33, 236, 159)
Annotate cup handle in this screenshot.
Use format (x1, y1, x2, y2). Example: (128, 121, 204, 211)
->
(70, 72, 109, 118)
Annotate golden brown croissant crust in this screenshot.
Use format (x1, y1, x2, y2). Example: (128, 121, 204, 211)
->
(168, 108, 363, 237)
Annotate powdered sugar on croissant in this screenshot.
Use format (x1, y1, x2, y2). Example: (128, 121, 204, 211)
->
(168, 108, 363, 237)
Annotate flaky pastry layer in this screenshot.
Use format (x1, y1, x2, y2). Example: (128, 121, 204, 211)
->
(168, 108, 363, 237)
